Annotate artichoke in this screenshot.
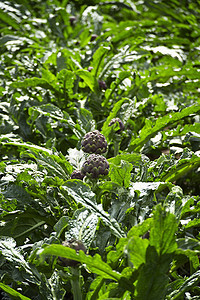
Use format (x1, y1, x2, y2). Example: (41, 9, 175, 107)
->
(58, 239, 86, 267)
(81, 154, 109, 178)
(108, 117, 125, 133)
(90, 34, 98, 41)
(70, 170, 84, 180)
(81, 130, 107, 154)
(98, 80, 107, 90)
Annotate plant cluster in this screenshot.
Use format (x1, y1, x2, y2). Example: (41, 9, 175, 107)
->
(71, 129, 110, 180)
(0, 0, 200, 300)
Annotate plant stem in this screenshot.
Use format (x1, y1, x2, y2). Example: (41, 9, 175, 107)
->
(114, 140, 120, 156)
(70, 267, 82, 300)
(113, 134, 122, 156)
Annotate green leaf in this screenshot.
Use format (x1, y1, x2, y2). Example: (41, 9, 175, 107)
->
(41, 69, 57, 87)
(104, 71, 131, 101)
(0, 283, 31, 300)
(130, 182, 171, 197)
(0, 215, 46, 242)
(160, 149, 200, 183)
(0, 9, 20, 30)
(65, 208, 99, 248)
(150, 205, 177, 255)
(9, 77, 59, 91)
(135, 246, 172, 300)
(127, 218, 153, 239)
(102, 98, 134, 139)
(128, 104, 200, 152)
(91, 46, 110, 78)
(25, 151, 73, 180)
(57, 69, 75, 90)
(0, 139, 53, 155)
(184, 218, 200, 229)
(86, 276, 106, 300)
(126, 236, 149, 268)
(168, 270, 200, 300)
(109, 160, 133, 188)
(0, 237, 41, 284)
(40, 244, 121, 281)
(108, 152, 146, 166)
(62, 180, 125, 238)
(76, 69, 97, 92)
(54, 216, 69, 238)
(177, 237, 200, 251)
(77, 108, 96, 134)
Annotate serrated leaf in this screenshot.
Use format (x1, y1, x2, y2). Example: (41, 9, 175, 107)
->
(9, 77, 58, 91)
(91, 46, 110, 78)
(108, 152, 148, 166)
(76, 69, 97, 92)
(177, 237, 200, 251)
(0, 9, 20, 30)
(0, 139, 53, 155)
(168, 270, 200, 300)
(57, 69, 75, 89)
(40, 244, 121, 281)
(25, 151, 72, 180)
(160, 149, 200, 183)
(126, 236, 149, 268)
(86, 276, 105, 300)
(0, 237, 41, 284)
(0, 283, 31, 300)
(65, 209, 99, 248)
(104, 71, 131, 101)
(128, 104, 200, 152)
(102, 98, 135, 139)
(109, 160, 133, 188)
(62, 180, 125, 238)
(77, 107, 96, 134)
(127, 218, 153, 239)
(54, 216, 69, 238)
(150, 205, 177, 255)
(135, 246, 172, 300)
(184, 218, 200, 229)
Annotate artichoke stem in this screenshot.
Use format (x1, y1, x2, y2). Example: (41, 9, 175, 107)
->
(70, 267, 82, 300)
(114, 140, 120, 156)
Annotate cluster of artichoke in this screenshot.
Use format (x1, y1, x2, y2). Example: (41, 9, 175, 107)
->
(70, 118, 124, 180)
(70, 130, 109, 180)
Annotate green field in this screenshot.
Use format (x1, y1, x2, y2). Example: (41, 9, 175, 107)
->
(0, 1, 200, 299)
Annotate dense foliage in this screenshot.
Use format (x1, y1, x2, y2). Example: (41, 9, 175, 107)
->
(0, 0, 200, 299)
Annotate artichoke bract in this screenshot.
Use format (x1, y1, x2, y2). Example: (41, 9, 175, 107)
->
(81, 130, 107, 154)
(71, 170, 84, 180)
(81, 154, 109, 178)
(108, 117, 125, 133)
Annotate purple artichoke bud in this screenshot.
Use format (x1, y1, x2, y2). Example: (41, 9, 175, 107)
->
(108, 117, 125, 133)
(71, 170, 84, 180)
(88, 66, 93, 72)
(98, 80, 107, 90)
(58, 239, 86, 267)
(69, 16, 76, 26)
(90, 34, 98, 41)
(81, 130, 107, 154)
(81, 154, 109, 178)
